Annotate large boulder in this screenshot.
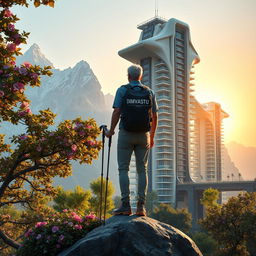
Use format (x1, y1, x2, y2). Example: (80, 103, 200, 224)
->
(59, 215, 202, 256)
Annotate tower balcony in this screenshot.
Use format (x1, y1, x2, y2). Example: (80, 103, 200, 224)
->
(154, 61, 166, 68)
(156, 74, 170, 80)
(156, 88, 171, 94)
(158, 108, 172, 114)
(157, 97, 172, 103)
(155, 81, 171, 87)
(155, 143, 173, 148)
(155, 67, 169, 73)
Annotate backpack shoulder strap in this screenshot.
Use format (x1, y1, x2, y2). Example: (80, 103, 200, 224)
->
(121, 83, 131, 89)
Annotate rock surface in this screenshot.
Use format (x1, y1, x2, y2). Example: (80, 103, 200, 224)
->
(59, 215, 202, 256)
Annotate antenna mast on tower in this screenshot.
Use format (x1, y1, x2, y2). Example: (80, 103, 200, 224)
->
(155, 0, 158, 17)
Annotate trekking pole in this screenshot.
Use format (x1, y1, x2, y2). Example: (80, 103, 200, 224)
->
(99, 125, 107, 222)
(103, 127, 112, 225)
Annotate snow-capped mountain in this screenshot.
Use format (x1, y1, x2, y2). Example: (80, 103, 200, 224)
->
(13, 44, 118, 191)
(16, 43, 54, 67)
(21, 45, 111, 125)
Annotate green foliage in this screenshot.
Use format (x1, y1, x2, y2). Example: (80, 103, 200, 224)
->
(53, 186, 92, 215)
(200, 188, 220, 208)
(150, 204, 192, 233)
(16, 210, 101, 256)
(145, 190, 158, 216)
(89, 177, 115, 217)
(191, 232, 218, 256)
(0, 0, 103, 251)
(201, 192, 256, 256)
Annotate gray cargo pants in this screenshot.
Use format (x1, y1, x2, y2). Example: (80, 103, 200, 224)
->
(117, 129, 150, 203)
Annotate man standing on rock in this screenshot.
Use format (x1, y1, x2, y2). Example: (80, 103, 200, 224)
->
(106, 64, 158, 216)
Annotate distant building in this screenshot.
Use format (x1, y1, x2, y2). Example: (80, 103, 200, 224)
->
(119, 16, 200, 205)
(189, 98, 229, 182)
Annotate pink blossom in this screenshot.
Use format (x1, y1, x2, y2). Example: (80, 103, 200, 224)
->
(25, 108, 32, 114)
(74, 122, 83, 130)
(87, 140, 96, 146)
(19, 67, 28, 76)
(13, 82, 25, 92)
(9, 60, 16, 66)
(74, 224, 82, 230)
(30, 73, 38, 80)
(67, 152, 74, 160)
(85, 213, 96, 220)
(18, 111, 27, 117)
(0, 91, 4, 97)
(86, 125, 93, 129)
(19, 135, 28, 140)
(8, 24, 15, 32)
(13, 34, 21, 45)
(7, 43, 16, 52)
(35, 222, 47, 228)
(52, 226, 59, 233)
(23, 62, 31, 68)
(72, 214, 83, 222)
(63, 209, 68, 213)
(24, 229, 33, 237)
(78, 131, 85, 136)
(3, 9, 13, 18)
(71, 144, 77, 152)
(21, 101, 30, 109)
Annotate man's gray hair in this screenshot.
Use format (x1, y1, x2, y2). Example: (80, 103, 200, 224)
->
(128, 64, 143, 80)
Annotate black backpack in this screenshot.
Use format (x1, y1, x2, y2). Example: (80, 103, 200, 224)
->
(121, 84, 152, 132)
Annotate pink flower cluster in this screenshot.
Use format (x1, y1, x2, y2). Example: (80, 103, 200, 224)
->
(24, 229, 34, 238)
(7, 43, 16, 52)
(71, 144, 77, 152)
(8, 23, 15, 32)
(85, 213, 96, 220)
(19, 134, 28, 141)
(87, 140, 96, 146)
(35, 221, 48, 228)
(13, 82, 25, 93)
(3, 9, 13, 18)
(74, 224, 82, 230)
(71, 212, 83, 222)
(74, 122, 84, 131)
(18, 101, 32, 116)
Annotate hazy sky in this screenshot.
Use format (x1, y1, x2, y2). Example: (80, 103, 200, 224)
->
(13, 0, 256, 147)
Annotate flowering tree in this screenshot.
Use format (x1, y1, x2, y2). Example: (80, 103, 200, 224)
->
(0, 0, 102, 251)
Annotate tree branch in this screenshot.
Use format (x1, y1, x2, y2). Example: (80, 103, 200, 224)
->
(0, 229, 21, 249)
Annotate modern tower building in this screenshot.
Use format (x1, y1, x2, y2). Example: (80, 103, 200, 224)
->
(189, 98, 229, 182)
(119, 17, 200, 205)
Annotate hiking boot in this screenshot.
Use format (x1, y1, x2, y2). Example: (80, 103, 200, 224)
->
(136, 201, 146, 216)
(112, 201, 132, 216)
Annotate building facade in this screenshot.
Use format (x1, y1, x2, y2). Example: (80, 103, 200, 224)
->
(189, 98, 229, 182)
(119, 17, 200, 205)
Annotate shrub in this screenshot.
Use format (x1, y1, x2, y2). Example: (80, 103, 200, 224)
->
(16, 210, 101, 256)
